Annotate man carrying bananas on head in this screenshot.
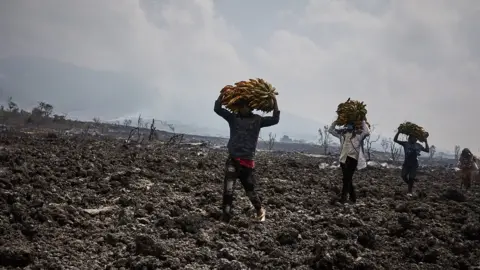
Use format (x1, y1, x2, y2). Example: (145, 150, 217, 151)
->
(214, 93, 280, 222)
(393, 132, 429, 195)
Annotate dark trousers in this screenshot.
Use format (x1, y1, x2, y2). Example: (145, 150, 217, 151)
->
(222, 158, 262, 216)
(340, 156, 358, 202)
(460, 169, 474, 190)
(401, 164, 418, 193)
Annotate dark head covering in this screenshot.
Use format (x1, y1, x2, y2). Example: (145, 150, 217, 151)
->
(345, 123, 354, 131)
(236, 99, 249, 107)
(461, 148, 472, 157)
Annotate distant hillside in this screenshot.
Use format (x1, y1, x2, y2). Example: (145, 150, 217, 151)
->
(0, 56, 329, 141)
(0, 56, 157, 120)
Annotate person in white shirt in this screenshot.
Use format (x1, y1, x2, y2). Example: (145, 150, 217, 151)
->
(328, 120, 370, 204)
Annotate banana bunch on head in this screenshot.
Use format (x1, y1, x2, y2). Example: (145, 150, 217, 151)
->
(335, 98, 370, 130)
(397, 121, 429, 142)
(220, 78, 278, 113)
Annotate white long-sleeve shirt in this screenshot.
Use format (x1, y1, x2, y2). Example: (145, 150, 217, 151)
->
(328, 120, 371, 170)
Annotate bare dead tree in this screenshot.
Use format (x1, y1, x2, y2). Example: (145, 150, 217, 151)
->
(7, 97, 18, 113)
(364, 124, 380, 160)
(82, 123, 91, 137)
(318, 125, 332, 155)
(159, 121, 183, 146)
(388, 138, 401, 161)
(123, 119, 132, 127)
(37, 101, 54, 117)
(454, 145, 460, 161)
(429, 145, 436, 160)
(92, 117, 105, 133)
(124, 115, 146, 145)
(137, 114, 143, 129)
(125, 115, 142, 144)
(166, 133, 184, 145)
(126, 128, 135, 142)
(53, 114, 66, 122)
(148, 119, 157, 141)
(126, 127, 145, 144)
(381, 138, 389, 154)
(267, 132, 276, 150)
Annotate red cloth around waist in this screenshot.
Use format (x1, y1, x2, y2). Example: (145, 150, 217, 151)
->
(235, 158, 255, 168)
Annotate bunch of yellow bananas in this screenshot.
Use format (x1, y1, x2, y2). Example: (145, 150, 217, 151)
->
(220, 78, 278, 112)
(335, 98, 370, 130)
(397, 121, 429, 142)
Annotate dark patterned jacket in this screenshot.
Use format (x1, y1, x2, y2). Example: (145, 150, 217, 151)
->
(458, 155, 477, 170)
(214, 99, 280, 160)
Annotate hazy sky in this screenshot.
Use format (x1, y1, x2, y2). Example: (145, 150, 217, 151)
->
(0, 0, 479, 150)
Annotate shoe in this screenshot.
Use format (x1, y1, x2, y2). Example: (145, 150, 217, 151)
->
(349, 194, 356, 204)
(406, 193, 413, 197)
(222, 205, 233, 222)
(254, 207, 266, 222)
(221, 213, 232, 222)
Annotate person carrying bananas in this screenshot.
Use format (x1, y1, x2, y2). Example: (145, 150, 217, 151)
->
(214, 94, 280, 222)
(328, 120, 370, 204)
(457, 148, 478, 190)
(393, 132, 429, 195)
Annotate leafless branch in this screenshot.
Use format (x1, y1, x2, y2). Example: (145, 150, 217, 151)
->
(318, 125, 332, 155)
(429, 145, 436, 159)
(267, 132, 276, 150)
(388, 138, 401, 161)
(454, 145, 460, 161)
(364, 124, 380, 161)
(149, 119, 157, 141)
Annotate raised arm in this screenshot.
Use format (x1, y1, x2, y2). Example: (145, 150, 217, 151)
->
(421, 138, 429, 153)
(260, 98, 280, 127)
(328, 121, 340, 139)
(393, 131, 404, 145)
(214, 95, 233, 122)
(359, 120, 370, 139)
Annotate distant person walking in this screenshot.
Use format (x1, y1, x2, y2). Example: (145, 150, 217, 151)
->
(457, 148, 478, 190)
(214, 94, 280, 222)
(393, 132, 429, 195)
(328, 120, 370, 204)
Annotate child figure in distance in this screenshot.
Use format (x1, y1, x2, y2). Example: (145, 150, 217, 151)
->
(328, 120, 370, 204)
(393, 132, 429, 195)
(214, 94, 280, 222)
(457, 148, 478, 190)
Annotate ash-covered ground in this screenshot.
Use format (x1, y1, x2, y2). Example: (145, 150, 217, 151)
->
(0, 132, 479, 270)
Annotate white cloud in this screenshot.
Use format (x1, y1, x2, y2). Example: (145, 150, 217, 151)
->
(252, 0, 480, 148)
(0, 0, 479, 149)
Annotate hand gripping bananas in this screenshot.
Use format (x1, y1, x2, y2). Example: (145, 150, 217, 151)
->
(335, 98, 370, 130)
(219, 78, 278, 113)
(397, 121, 429, 142)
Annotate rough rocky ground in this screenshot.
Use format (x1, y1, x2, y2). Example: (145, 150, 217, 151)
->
(0, 131, 479, 270)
